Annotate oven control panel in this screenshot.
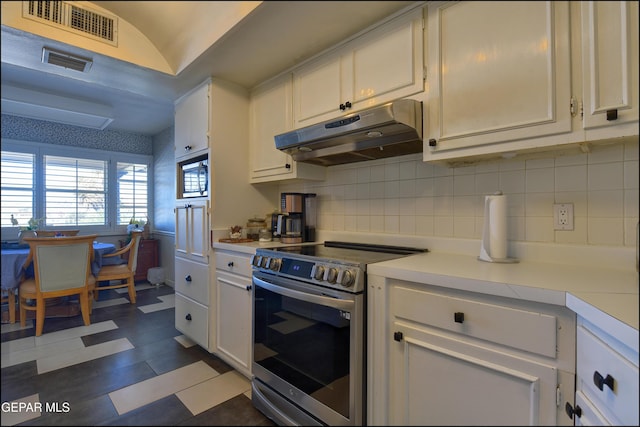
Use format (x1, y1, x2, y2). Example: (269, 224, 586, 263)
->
(251, 254, 363, 293)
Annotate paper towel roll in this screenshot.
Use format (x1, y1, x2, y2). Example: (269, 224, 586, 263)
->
(479, 192, 507, 261)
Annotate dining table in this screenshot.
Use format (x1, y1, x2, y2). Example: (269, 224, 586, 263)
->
(1, 240, 119, 322)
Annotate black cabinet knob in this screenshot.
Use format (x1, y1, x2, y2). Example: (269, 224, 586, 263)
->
(185, 313, 192, 321)
(454, 312, 465, 323)
(606, 109, 618, 121)
(393, 331, 403, 342)
(185, 275, 192, 282)
(339, 103, 346, 111)
(285, 163, 291, 169)
(565, 402, 582, 419)
(228, 261, 234, 267)
(593, 371, 615, 391)
(428, 138, 437, 147)
(185, 145, 192, 151)
(246, 285, 252, 291)
(345, 101, 352, 109)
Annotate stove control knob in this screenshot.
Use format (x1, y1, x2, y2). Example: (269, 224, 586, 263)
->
(313, 265, 325, 281)
(341, 270, 356, 287)
(268, 258, 281, 271)
(251, 255, 262, 267)
(260, 257, 270, 268)
(326, 267, 339, 283)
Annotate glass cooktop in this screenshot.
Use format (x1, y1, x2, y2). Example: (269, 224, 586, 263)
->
(266, 241, 428, 266)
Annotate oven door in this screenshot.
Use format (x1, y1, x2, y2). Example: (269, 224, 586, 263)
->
(252, 271, 364, 426)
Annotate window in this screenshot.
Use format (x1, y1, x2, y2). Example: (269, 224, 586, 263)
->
(0, 151, 34, 226)
(1, 140, 151, 237)
(117, 162, 148, 225)
(44, 155, 107, 226)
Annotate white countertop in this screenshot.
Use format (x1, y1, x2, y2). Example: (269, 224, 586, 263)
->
(367, 251, 639, 353)
(212, 234, 639, 353)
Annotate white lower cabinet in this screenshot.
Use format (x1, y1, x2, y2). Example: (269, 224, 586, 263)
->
(213, 249, 253, 378)
(174, 256, 210, 350)
(367, 277, 576, 426)
(175, 293, 209, 350)
(569, 317, 639, 426)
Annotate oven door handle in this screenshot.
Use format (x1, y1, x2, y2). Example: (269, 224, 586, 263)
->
(252, 275, 355, 311)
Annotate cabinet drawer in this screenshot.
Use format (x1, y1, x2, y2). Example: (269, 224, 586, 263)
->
(175, 294, 209, 349)
(577, 325, 639, 425)
(175, 257, 209, 303)
(215, 251, 252, 278)
(392, 286, 557, 358)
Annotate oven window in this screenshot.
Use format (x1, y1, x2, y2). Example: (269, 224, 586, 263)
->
(254, 284, 351, 418)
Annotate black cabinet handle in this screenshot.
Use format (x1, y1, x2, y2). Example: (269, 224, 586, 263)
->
(606, 109, 618, 121)
(285, 163, 291, 169)
(184, 145, 192, 151)
(393, 331, 403, 342)
(344, 101, 352, 109)
(185, 313, 192, 321)
(565, 402, 582, 419)
(593, 371, 615, 391)
(454, 312, 465, 323)
(185, 275, 192, 282)
(228, 261, 234, 267)
(339, 103, 346, 111)
(428, 138, 437, 147)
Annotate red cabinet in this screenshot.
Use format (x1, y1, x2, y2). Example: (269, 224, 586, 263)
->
(120, 238, 159, 282)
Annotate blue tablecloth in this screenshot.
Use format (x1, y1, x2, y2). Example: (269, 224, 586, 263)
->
(1, 242, 117, 291)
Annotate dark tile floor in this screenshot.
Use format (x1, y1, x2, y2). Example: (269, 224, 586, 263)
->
(1, 284, 276, 426)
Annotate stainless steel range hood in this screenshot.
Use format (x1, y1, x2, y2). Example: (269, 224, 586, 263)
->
(274, 99, 423, 166)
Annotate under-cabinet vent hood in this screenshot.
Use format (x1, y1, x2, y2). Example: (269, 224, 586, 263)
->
(275, 99, 423, 166)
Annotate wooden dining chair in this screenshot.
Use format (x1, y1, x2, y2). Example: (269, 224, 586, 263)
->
(19, 234, 98, 336)
(36, 229, 80, 237)
(93, 232, 142, 304)
(1, 289, 16, 324)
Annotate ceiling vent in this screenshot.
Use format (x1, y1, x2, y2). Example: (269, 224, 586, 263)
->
(42, 47, 92, 72)
(23, 1, 117, 46)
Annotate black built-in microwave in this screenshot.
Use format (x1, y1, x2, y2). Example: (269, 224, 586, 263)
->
(179, 155, 208, 198)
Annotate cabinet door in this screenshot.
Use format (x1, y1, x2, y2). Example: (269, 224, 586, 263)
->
(581, 1, 639, 132)
(216, 270, 252, 376)
(175, 81, 210, 160)
(135, 239, 158, 281)
(349, 8, 423, 109)
(389, 323, 559, 426)
(250, 75, 296, 180)
(425, 1, 572, 155)
(249, 75, 327, 183)
(175, 200, 209, 262)
(293, 52, 345, 126)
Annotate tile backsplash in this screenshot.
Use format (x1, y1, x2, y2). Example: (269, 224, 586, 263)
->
(280, 140, 639, 247)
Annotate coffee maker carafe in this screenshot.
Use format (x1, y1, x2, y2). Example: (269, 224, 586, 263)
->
(277, 192, 316, 244)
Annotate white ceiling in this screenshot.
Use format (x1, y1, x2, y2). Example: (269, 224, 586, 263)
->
(1, 1, 420, 136)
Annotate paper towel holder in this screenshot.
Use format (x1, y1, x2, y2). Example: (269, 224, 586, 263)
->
(477, 191, 519, 264)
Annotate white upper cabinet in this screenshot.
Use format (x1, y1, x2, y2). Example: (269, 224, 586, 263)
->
(249, 74, 325, 183)
(580, 1, 639, 136)
(175, 81, 210, 160)
(293, 7, 424, 127)
(424, 1, 639, 164)
(424, 1, 574, 161)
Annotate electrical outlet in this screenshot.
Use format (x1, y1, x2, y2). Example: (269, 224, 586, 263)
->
(554, 203, 574, 230)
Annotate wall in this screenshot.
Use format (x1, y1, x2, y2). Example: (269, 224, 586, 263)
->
(151, 125, 176, 287)
(280, 139, 639, 248)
